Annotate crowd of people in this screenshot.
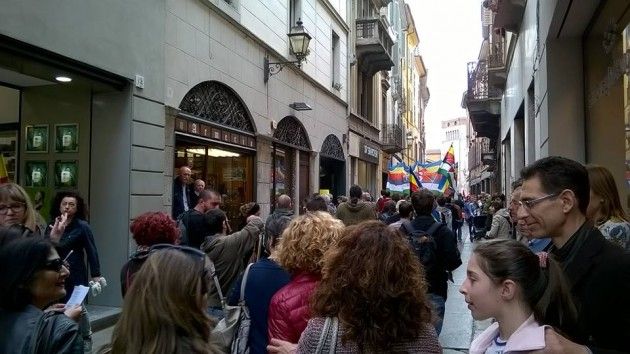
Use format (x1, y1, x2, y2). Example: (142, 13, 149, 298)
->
(0, 156, 629, 353)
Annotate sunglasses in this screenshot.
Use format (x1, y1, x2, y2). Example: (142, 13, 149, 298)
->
(149, 244, 211, 293)
(42, 258, 67, 272)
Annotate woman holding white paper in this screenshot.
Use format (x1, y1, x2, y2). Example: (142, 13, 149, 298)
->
(0, 237, 83, 353)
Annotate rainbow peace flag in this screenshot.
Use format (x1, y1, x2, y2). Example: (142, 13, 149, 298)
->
(386, 162, 410, 194)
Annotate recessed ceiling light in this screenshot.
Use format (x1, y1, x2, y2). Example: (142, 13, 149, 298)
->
(55, 76, 72, 83)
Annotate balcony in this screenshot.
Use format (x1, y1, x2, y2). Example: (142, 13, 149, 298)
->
(356, 17, 395, 77)
(485, 0, 526, 33)
(464, 60, 501, 140)
(381, 123, 404, 154)
(373, 0, 392, 7)
(487, 32, 507, 88)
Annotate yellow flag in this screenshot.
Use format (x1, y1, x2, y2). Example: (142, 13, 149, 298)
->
(0, 154, 10, 184)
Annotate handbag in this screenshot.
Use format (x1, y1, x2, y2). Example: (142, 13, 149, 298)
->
(314, 317, 338, 354)
(211, 261, 254, 354)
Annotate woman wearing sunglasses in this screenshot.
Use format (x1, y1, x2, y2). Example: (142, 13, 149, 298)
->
(0, 237, 83, 353)
(107, 245, 219, 354)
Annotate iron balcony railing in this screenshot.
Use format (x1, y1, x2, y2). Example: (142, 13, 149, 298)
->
(488, 33, 505, 69)
(381, 123, 404, 153)
(467, 60, 502, 101)
(355, 17, 394, 59)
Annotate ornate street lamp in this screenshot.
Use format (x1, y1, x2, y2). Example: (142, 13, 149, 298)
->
(264, 19, 312, 83)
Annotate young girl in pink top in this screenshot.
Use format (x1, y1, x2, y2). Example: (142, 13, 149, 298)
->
(460, 239, 578, 353)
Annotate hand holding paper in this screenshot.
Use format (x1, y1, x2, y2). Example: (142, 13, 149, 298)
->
(65, 285, 89, 308)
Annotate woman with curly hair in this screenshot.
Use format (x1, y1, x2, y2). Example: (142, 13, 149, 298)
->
(105, 247, 219, 354)
(268, 221, 441, 353)
(120, 211, 179, 297)
(267, 211, 344, 344)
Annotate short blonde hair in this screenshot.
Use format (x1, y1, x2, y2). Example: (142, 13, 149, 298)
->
(0, 183, 40, 232)
(275, 211, 344, 274)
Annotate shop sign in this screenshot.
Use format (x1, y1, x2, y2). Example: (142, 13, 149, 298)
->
(359, 139, 380, 164)
(175, 117, 255, 149)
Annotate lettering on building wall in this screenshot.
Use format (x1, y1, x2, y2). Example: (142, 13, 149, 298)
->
(175, 117, 255, 149)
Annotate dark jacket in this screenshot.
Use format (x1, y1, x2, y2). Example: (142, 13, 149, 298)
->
(227, 258, 291, 354)
(335, 201, 376, 226)
(54, 218, 100, 302)
(265, 208, 294, 231)
(179, 209, 209, 249)
(0, 305, 82, 354)
(172, 176, 195, 219)
(268, 272, 320, 343)
(408, 215, 462, 299)
(119, 249, 150, 298)
(550, 223, 630, 354)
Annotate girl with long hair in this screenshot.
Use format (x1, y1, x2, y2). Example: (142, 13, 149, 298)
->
(586, 165, 630, 250)
(461, 239, 577, 353)
(107, 246, 218, 354)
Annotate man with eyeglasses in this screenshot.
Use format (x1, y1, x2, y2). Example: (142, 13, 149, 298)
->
(509, 179, 551, 252)
(517, 156, 630, 354)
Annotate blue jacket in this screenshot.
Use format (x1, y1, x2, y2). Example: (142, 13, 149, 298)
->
(228, 258, 290, 354)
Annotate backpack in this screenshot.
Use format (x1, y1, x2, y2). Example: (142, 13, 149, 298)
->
(400, 221, 442, 273)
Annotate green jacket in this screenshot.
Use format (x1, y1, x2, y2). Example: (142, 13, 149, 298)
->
(335, 201, 376, 226)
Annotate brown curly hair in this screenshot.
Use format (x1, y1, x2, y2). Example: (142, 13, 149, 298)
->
(275, 211, 344, 275)
(311, 221, 433, 351)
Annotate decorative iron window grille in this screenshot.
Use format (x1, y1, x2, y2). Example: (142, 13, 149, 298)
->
(179, 81, 255, 133)
(320, 134, 345, 161)
(273, 117, 310, 150)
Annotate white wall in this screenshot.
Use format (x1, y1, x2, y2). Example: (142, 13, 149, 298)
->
(197, 0, 350, 99)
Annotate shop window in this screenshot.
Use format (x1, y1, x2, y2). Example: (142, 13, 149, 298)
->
(175, 140, 254, 232)
(271, 146, 295, 206)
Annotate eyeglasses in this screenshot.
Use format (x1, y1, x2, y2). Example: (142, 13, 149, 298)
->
(0, 202, 25, 215)
(43, 258, 66, 272)
(518, 193, 560, 210)
(149, 244, 211, 293)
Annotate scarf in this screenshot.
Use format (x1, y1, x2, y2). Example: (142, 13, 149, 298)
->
(549, 222, 590, 273)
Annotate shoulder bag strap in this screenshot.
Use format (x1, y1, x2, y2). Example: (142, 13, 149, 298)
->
(315, 317, 331, 354)
(426, 222, 442, 237)
(208, 259, 226, 309)
(239, 263, 254, 304)
(328, 317, 338, 354)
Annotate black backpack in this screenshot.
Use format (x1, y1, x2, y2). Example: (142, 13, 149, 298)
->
(400, 221, 442, 273)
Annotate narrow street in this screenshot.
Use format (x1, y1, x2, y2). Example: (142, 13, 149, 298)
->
(440, 227, 491, 353)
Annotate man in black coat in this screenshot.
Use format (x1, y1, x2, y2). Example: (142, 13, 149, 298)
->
(518, 156, 630, 354)
(172, 166, 195, 219)
(405, 189, 462, 335)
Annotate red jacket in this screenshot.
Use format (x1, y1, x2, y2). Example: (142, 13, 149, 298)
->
(267, 272, 320, 343)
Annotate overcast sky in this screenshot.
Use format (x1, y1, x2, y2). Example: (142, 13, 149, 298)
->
(407, 0, 482, 152)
